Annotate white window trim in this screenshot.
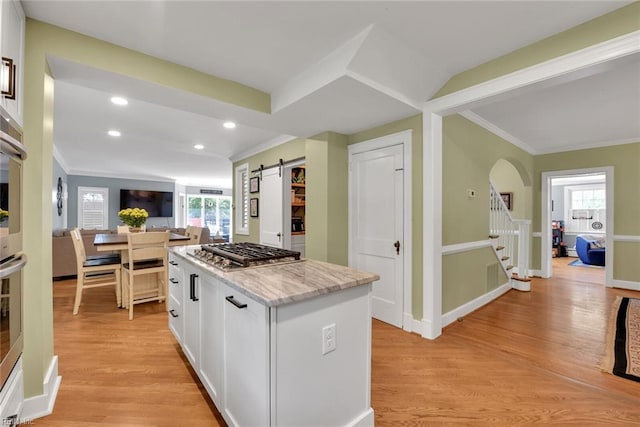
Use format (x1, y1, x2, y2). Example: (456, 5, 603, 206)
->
(234, 163, 249, 235)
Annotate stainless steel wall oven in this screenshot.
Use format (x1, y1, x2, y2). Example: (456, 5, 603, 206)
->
(0, 107, 26, 391)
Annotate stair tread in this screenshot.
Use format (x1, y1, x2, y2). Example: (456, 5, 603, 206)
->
(489, 235, 499, 239)
(501, 256, 510, 261)
(495, 246, 505, 251)
(506, 265, 514, 270)
(511, 274, 532, 283)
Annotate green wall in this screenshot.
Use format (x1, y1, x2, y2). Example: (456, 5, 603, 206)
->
(348, 114, 423, 318)
(442, 247, 508, 313)
(435, 2, 640, 97)
(24, 18, 272, 398)
(23, 25, 55, 399)
(442, 115, 534, 245)
(306, 132, 349, 264)
(441, 115, 534, 312)
(533, 142, 640, 281)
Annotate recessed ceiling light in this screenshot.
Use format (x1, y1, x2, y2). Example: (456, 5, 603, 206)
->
(194, 144, 204, 150)
(223, 121, 236, 129)
(108, 130, 121, 137)
(110, 96, 128, 106)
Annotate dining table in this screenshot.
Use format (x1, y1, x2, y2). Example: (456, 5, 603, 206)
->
(93, 232, 192, 309)
(93, 232, 191, 252)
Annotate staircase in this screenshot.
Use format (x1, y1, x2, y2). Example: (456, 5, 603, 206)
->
(489, 181, 531, 291)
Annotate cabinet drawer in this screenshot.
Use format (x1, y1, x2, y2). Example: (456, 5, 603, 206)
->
(168, 294, 183, 344)
(168, 272, 182, 301)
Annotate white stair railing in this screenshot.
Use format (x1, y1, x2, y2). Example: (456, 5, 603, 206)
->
(489, 181, 517, 277)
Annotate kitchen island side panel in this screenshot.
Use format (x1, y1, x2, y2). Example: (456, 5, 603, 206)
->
(272, 284, 373, 427)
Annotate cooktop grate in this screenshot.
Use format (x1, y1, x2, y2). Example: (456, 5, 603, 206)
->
(199, 243, 301, 267)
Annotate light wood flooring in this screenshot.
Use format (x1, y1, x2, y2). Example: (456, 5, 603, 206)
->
(36, 258, 640, 426)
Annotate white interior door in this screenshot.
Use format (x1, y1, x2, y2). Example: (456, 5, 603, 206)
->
(259, 167, 283, 248)
(350, 144, 404, 328)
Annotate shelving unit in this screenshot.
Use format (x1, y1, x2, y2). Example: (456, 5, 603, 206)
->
(552, 220, 567, 257)
(290, 166, 306, 256)
(291, 166, 306, 234)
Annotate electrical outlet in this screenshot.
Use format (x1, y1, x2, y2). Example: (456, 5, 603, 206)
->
(322, 323, 336, 355)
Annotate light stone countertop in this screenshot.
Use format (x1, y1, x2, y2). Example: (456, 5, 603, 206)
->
(170, 246, 379, 307)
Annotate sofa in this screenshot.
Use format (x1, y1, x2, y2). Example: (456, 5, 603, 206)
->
(575, 234, 605, 266)
(52, 227, 211, 279)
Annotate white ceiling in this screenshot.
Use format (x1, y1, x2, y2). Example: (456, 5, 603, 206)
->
(22, 1, 639, 187)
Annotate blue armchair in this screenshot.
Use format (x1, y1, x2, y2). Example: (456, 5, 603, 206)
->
(575, 235, 605, 266)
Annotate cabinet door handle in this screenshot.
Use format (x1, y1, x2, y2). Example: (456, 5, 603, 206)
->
(191, 274, 199, 302)
(169, 278, 178, 284)
(169, 309, 179, 318)
(1, 57, 16, 100)
(169, 260, 178, 266)
(225, 295, 247, 309)
(189, 273, 195, 301)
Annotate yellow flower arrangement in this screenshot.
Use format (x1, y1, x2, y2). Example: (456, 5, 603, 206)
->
(0, 209, 7, 221)
(118, 207, 148, 228)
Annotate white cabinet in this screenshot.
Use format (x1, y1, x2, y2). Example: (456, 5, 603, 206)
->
(182, 265, 201, 368)
(0, 0, 25, 126)
(167, 255, 184, 343)
(169, 254, 374, 427)
(221, 285, 269, 427)
(0, 357, 23, 425)
(197, 274, 224, 408)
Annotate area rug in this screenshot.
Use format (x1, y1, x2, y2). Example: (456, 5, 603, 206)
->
(568, 259, 604, 268)
(601, 296, 640, 382)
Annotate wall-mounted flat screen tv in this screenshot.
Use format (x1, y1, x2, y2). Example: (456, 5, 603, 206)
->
(120, 189, 173, 217)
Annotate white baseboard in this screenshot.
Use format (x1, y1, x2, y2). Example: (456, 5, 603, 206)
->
(529, 269, 542, 277)
(511, 278, 531, 292)
(611, 279, 640, 291)
(347, 408, 374, 427)
(441, 281, 512, 328)
(402, 313, 425, 336)
(22, 355, 61, 421)
(420, 318, 440, 340)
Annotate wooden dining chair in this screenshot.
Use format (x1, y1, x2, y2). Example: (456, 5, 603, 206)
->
(117, 225, 130, 234)
(70, 228, 122, 315)
(185, 225, 204, 245)
(121, 231, 169, 320)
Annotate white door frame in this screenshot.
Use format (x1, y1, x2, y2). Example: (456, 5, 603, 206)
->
(348, 129, 413, 331)
(422, 32, 640, 339)
(541, 167, 613, 285)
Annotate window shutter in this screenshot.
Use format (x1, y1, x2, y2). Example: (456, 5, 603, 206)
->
(78, 187, 109, 229)
(235, 164, 249, 235)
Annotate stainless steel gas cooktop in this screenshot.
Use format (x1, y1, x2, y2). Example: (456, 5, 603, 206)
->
(188, 242, 302, 271)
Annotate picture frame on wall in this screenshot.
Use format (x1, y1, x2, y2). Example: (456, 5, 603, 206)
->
(250, 176, 260, 193)
(500, 192, 513, 210)
(250, 198, 259, 217)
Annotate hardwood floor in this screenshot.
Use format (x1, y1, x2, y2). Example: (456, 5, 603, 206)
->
(36, 258, 639, 426)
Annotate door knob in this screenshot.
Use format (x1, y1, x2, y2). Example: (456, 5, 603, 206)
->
(394, 241, 400, 255)
(277, 232, 282, 241)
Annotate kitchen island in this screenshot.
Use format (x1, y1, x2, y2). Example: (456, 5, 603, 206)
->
(168, 245, 379, 427)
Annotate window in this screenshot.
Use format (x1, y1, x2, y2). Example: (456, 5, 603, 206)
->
(235, 163, 249, 235)
(570, 188, 606, 210)
(77, 187, 109, 229)
(186, 194, 231, 241)
(564, 184, 606, 233)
